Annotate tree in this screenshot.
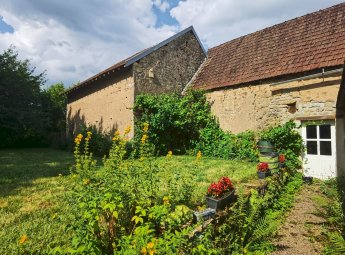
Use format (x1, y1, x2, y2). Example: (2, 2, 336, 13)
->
(43, 82, 66, 133)
(0, 47, 52, 147)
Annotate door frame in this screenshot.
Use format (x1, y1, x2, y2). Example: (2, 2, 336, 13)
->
(301, 120, 337, 179)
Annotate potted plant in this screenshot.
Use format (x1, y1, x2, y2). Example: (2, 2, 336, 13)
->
(257, 162, 271, 179)
(278, 154, 286, 169)
(205, 176, 236, 211)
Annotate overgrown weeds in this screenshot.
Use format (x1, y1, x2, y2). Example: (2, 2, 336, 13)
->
(60, 125, 303, 254)
(315, 178, 345, 254)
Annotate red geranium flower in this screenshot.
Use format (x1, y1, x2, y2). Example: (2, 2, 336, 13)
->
(207, 176, 234, 198)
(257, 162, 269, 172)
(279, 154, 285, 163)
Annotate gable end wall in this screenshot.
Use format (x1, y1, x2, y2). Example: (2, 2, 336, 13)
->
(133, 31, 206, 95)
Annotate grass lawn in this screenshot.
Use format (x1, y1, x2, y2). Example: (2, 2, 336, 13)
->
(0, 148, 257, 254)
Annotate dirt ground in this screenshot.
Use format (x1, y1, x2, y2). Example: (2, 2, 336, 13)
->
(270, 183, 327, 255)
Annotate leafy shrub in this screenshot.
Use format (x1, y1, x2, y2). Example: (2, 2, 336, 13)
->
(134, 90, 216, 155)
(233, 131, 258, 161)
(78, 125, 113, 157)
(135, 91, 258, 160)
(194, 122, 234, 158)
(195, 123, 258, 161)
(260, 120, 304, 170)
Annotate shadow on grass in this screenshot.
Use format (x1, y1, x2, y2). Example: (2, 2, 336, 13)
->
(0, 148, 74, 197)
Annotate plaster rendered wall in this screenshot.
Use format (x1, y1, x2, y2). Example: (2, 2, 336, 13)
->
(67, 69, 135, 138)
(133, 31, 206, 95)
(206, 72, 342, 134)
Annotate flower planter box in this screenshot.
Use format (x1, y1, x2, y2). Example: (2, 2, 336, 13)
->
(278, 162, 285, 169)
(193, 208, 216, 222)
(205, 190, 236, 211)
(257, 171, 271, 179)
(302, 176, 313, 184)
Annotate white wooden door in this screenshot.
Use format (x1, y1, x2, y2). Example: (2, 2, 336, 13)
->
(301, 121, 336, 179)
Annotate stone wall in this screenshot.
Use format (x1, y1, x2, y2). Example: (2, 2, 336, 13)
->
(206, 71, 342, 133)
(66, 68, 135, 138)
(206, 84, 271, 133)
(133, 31, 206, 95)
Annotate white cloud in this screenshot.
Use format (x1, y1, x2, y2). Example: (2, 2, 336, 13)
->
(0, 0, 343, 87)
(170, 0, 345, 48)
(0, 0, 177, 87)
(153, 0, 170, 12)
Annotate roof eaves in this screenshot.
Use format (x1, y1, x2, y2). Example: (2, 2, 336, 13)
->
(64, 62, 126, 94)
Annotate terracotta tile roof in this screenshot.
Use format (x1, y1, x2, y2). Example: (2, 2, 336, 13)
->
(192, 3, 345, 90)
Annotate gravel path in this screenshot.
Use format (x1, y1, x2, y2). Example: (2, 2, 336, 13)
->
(270, 183, 326, 255)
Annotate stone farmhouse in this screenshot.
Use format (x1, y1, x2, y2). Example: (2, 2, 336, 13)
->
(66, 3, 345, 179)
(190, 3, 345, 179)
(65, 26, 206, 138)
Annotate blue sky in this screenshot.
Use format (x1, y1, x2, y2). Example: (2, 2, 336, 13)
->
(0, 16, 14, 33)
(0, 0, 344, 87)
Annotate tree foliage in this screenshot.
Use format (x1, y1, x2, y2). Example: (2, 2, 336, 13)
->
(0, 47, 66, 147)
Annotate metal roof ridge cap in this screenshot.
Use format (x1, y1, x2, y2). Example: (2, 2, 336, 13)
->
(191, 26, 207, 56)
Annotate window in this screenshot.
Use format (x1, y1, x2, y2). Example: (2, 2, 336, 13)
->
(305, 124, 332, 156)
(287, 102, 297, 114)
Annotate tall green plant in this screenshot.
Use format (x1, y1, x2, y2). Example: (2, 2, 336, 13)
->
(134, 90, 215, 155)
(260, 121, 304, 170)
(65, 126, 200, 254)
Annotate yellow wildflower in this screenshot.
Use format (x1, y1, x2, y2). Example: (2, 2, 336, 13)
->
(112, 130, 121, 142)
(166, 151, 173, 158)
(19, 235, 28, 244)
(124, 126, 131, 135)
(87, 131, 92, 136)
(83, 179, 91, 185)
(143, 122, 149, 133)
(141, 247, 147, 255)
(196, 150, 202, 160)
(77, 134, 83, 139)
(149, 250, 154, 255)
(147, 242, 154, 249)
(163, 196, 170, 205)
(85, 137, 89, 141)
(141, 134, 148, 144)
